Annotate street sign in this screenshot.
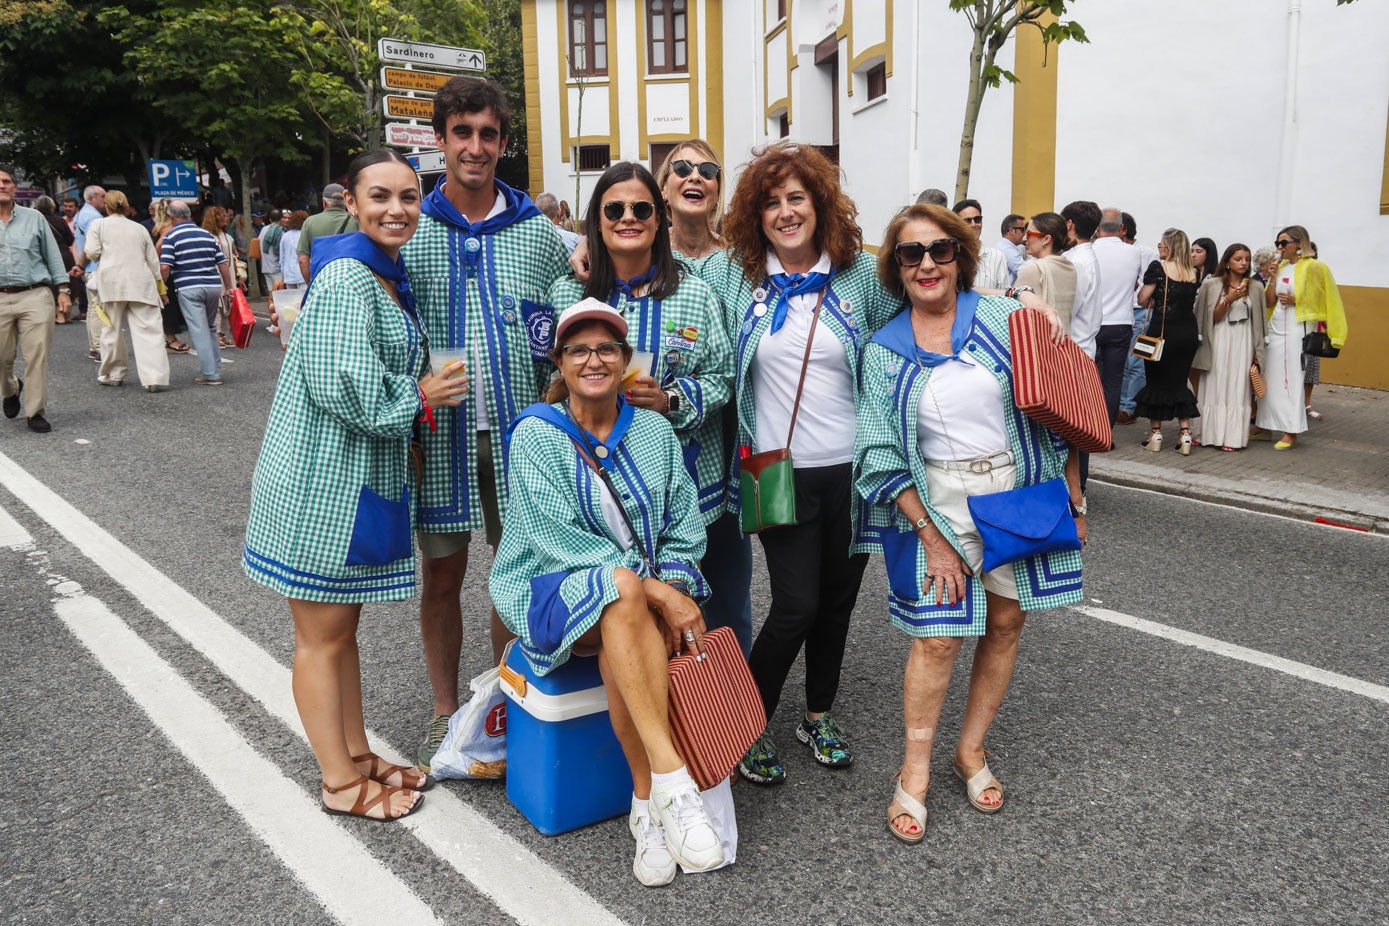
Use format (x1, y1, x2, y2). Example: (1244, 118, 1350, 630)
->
(385, 122, 439, 148)
(407, 150, 447, 174)
(147, 159, 198, 199)
(377, 38, 485, 72)
(379, 67, 456, 94)
(383, 95, 435, 120)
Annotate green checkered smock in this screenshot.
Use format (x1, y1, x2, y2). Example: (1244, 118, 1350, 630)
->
(547, 274, 734, 525)
(243, 258, 426, 602)
(854, 296, 1084, 637)
(402, 211, 569, 534)
(489, 404, 709, 675)
(689, 248, 898, 548)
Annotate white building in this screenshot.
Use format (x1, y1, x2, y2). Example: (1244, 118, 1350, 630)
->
(521, 0, 1388, 389)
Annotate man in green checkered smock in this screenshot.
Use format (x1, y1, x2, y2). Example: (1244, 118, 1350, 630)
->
(404, 79, 571, 774)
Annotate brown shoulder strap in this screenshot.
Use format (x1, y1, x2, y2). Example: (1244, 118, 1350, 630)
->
(784, 288, 827, 448)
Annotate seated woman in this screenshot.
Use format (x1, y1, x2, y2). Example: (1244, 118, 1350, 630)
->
(490, 299, 725, 888)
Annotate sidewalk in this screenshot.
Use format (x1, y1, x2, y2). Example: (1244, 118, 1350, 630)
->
(1090, 384, 1389, 533)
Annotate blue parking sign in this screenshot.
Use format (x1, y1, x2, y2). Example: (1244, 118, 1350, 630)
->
(148, 159, 198, 199)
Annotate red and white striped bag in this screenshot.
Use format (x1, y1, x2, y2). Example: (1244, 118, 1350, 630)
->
(667, 627, 765, 790)
(1008, 307, 1113, 454)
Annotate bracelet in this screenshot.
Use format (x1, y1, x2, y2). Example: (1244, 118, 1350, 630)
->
(1005, 285, 1035, 300)
(416, 385, 437, 432)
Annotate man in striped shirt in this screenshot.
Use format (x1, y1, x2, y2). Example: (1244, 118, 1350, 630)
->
(160, 201, 233, 385)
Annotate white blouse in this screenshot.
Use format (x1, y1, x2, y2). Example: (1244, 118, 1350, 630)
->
(915, 358, 1008, 462)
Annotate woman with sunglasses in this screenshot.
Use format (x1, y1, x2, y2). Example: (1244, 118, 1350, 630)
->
(546, 163, 741, 648)
(1192, 244, 1266, 451)
(855, 204, 1085, 843)
(1133, 228, 1201, 455)
(655, 140, 725, 263)
(1254, 226, 1347, 449)
(491, 300, 724, 887)
(1012, 212, 1078, 328)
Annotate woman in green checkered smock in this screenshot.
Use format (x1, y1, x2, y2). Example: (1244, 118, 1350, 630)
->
(243, 151, 468, 823)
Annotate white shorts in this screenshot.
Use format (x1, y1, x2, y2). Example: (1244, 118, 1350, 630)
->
(923, 454, 1019, 600)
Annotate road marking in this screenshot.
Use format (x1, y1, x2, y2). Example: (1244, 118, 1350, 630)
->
(1073, 605, 1389, 705)
(0, 503, 33, 549)
(52, 592, 442, 926)
(0, 452, 626, 926)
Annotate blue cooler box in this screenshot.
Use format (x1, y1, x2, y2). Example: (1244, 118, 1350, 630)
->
(500, 643, 634, 836)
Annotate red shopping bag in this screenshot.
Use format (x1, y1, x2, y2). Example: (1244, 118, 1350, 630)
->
(229, 287, 255, 349)
(667, 627, 765, 790)
(1008, 307, 1112, 453)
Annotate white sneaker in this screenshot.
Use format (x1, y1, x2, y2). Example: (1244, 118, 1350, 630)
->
(628, 801, 676, 887)
(651, 773, 724, 872)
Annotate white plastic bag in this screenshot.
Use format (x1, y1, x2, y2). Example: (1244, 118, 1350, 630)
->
(430, 666, 507, 780)
(679, 775, 737, 873)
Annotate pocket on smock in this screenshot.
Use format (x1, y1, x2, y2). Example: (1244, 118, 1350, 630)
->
(880, 528, 921, 601)
(345, 484, 412, 566)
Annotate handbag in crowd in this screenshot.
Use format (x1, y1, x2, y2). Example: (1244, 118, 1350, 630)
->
(229, 287, 256, 348)
(1250, 362, 1267, 398)
(1131, 274, 1168, 362)
(1301, 327, 1340, 359)
(667, 626, 765, 790)
(1008, 307, 1112, 454)
(738, 290, 825, 533)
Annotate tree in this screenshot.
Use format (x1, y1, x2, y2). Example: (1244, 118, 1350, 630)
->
(949, 0, 1087, 202)
(479, 0, 528, 189)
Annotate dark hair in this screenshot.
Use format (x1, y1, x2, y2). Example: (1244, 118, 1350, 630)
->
(345, 147, 416, 197)
(1191, 237, 1218, 278)
(543, 319, 632, 404)
(582, 162, 682, 302)
(1215, 243, 1251, 280)
(0, 164, 14, 182)
(915, 188, 948, 206)
(1001, 213, 1024, 236)
(1028, 212, 1071, 254)
(1121, 211, 1137, 242)
(876, 203, 980, 298)
(1060, 201, 1101, 241)
(431, 77, 511, 139)
(952, 199, 982, 215)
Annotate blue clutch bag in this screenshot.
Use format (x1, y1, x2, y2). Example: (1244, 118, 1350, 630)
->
(966, 477, 1081, 573)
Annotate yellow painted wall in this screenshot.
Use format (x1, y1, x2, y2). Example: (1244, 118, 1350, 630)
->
(1322, 286, 1389, 390)
(1010, 15, 1057, 220)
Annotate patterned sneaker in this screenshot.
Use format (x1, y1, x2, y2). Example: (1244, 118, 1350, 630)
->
(737, 732, 786, 785)
(796, 712, 854, 768)
(416, 712, 451, 774)
(628, 799, 677, 887)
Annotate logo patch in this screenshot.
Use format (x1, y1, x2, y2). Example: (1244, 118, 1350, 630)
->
(484, 702, 507, 737)
(520, 299, 554, 361)
(662, 335, 695, 350)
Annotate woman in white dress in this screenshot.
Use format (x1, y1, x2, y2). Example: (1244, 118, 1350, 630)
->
(1193, 244, 1265, 451)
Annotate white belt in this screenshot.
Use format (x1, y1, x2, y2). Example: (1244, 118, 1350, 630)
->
(927, 450, 1014, 474)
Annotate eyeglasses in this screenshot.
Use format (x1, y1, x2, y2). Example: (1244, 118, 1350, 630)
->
(894, 237, 959, 268)
(602, 200, 657, 222)
(1024, 229, 1047, 239)
(1010, 225, 1027, 233)
(1275, 239, 1294, 249)
(670, 159, 721, 181)
(962, 216, 983, 225)
(560, 341, 626, 362)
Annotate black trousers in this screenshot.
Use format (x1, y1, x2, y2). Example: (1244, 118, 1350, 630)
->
(1080, 323, 1133, 487)
(749, 462, 868, 720)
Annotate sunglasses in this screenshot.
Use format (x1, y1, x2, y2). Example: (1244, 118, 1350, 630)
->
(962, 216, 983, 225)
(1010, 225, 1027, 233)
(1024, 229, 1047, 239)
(1275, 239, 1294, 248)
(670, 159, 721, 181)
(602, 200, 657, 222)
(894, 237, 959, 268)
(560, 341, 626, 362)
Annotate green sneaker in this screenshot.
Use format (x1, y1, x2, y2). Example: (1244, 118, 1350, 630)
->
(737, 731, 786, 785)
(796, 712, 854, 768)
(416, 712, 451, 774)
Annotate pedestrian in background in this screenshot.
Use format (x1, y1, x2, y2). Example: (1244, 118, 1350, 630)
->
(84, 189, 170, 391)
(1134, 228, 1201, 455)
(151, 201, 191, 354)
(244, 149, 465, 822)
(296, 182, 358, 283)
(279, 210, 308, 289)
(994, 213, 1027, 285)
(257, 208, 285, 290)
(160, 200, 232, 385)
(1192, 244, 1264, 451)
(33, 196, 75, 322)
(202, 206, 239, 350)
(1116, 212, 1158, 425)
(1012, 212, 1076, 326)
(73, 185, 107, 361)
(0, 163, 72, 433)
(1187, 236, 1219, 401)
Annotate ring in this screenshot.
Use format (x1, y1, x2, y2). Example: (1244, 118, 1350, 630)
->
(683, 630, 695, 642)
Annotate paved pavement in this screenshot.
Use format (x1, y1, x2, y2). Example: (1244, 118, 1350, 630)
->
(1093, 384, 1389, 533)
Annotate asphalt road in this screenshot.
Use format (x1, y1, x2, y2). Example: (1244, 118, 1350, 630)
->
(2, 321, 1386, 925)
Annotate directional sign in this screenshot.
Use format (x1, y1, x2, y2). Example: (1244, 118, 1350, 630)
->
(406, 150, 447, 174)
(377, 38, 485, 72)
(385, 122, 439, 148)
(380, 67, 456, 94)
(147, 159, 198, 199)
(383, 95, 435, 120)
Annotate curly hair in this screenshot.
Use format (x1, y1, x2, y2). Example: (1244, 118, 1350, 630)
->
(287, 209, 309, 231)
(723, 141, 861, 284)
(876, 204, 980, 299)
(201, 205, 224, 233)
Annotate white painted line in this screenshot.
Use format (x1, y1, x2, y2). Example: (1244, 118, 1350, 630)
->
(53, 593, 442, 926)
(0, 503, 33, 549)
(1074, 605, 1389, 705)
(0, 450, 625, 926)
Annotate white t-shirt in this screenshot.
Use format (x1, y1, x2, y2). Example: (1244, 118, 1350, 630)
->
(598, 483, 635, 550)
(471, 190, 508, 431)
(751, 252, 857, 466)
(915, 359, 1008, 462)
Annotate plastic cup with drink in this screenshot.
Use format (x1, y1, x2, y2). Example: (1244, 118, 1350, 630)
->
(271, 289, 304, 347)
(430, 348, 469, 381)
(621, 350, 656, 388)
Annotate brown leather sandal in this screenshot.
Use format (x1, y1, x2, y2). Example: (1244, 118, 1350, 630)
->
(320, 774, 424, 823)
(352, 751, 434, 792)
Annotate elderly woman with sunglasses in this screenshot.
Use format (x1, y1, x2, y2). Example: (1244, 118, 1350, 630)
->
(490, 299, 723, 887)
(655, 140, 725, 264)
(855, 203, 1085, 844)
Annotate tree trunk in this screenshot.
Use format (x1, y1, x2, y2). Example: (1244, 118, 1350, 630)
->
(239, 157, 262, 299)
(322, 126, 332, 187)
(955, 29, 989, 203)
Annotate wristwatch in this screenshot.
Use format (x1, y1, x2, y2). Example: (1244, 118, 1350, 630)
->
(664, 390, 682, 414)
(1070, 496, 1087, 517)
(1006, 285, 1036, 299)
(57, 285, 70, 294)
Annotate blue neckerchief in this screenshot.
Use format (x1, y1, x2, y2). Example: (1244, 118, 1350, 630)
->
(767, 269, 834, 334)
(420, 176, 542, 234)
(614, 266, 658, 299)
(871, 290, 981, 368)
(508, 396, 635, 472)
(306, 231, 416, 318)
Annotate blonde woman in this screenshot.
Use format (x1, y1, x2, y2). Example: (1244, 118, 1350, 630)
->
(1133, 229, 1201, 455)
(84, 190, 170, 390)
(654, 139, 725, 262)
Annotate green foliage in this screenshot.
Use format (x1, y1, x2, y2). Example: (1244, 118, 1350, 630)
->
(479, 0, 528, 189)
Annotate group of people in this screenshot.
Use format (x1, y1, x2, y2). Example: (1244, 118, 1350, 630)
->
(241, 77, 1093, 891)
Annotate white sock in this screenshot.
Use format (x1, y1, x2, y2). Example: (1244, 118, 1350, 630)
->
(650, 767, 691, 794)
(630, 795, 649, 815)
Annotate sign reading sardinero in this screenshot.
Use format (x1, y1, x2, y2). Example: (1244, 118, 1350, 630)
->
(377, 38, 486, 72)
